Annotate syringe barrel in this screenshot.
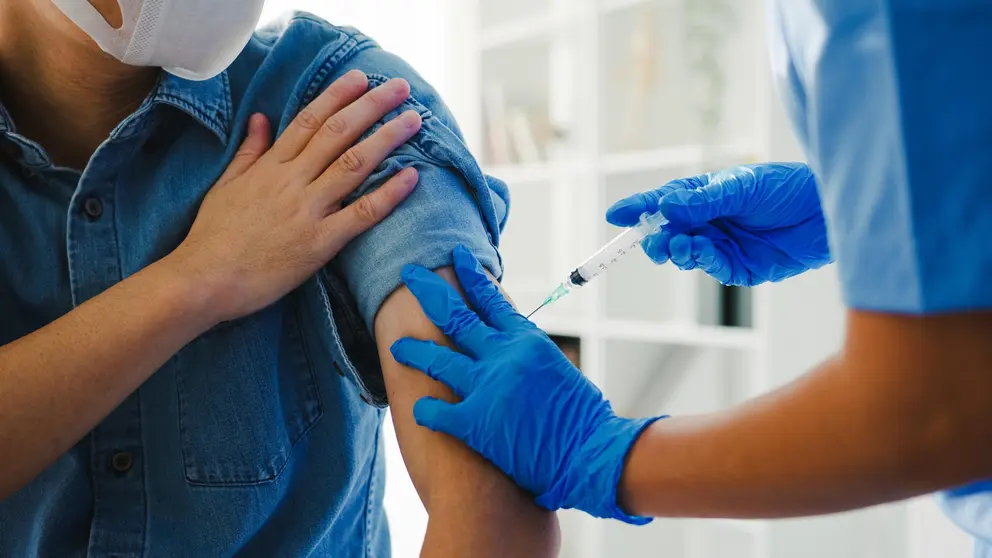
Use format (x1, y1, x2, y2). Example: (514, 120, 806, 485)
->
(570, 210, 667, 286)
(559, 208, 667, 293)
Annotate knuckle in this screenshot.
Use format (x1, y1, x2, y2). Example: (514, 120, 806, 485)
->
(385, 117, 411, 140)
(233, 148, 257, 162)
(338, 147, 366, 173)
(322, 114, 349, 135)
(365, 88, 387, 110)
(352, 195, 382, 223)
(448, 309, 479, 334)
(294, 109, 322, 131)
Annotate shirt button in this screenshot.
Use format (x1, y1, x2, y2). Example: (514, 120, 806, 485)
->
(83, 197, 103, 220)
(110, 451, 133, 474)
(333, 362, 346, 377)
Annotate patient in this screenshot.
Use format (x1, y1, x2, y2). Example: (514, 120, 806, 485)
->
(0, 1, 557, 556)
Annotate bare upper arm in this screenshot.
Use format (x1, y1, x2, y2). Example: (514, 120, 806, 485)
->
(373, 267, 559, 557)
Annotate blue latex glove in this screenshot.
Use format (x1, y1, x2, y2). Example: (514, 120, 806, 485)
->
(606, 163, 833, 286)
(390, 246, 663, 525)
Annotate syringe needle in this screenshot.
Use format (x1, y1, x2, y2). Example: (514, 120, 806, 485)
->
(526, 300, 550, 320)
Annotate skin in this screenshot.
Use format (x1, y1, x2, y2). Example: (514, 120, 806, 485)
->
(377, 273, 558, 556)
(394, 251, 992, 523)
(0, 1, 558, 556)
(618, 310, 992, 518)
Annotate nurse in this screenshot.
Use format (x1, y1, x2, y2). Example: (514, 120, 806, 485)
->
(391, 0, 992, 550)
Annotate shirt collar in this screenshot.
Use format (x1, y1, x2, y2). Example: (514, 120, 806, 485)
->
(148, 70, 234, 145)
(0, 70, 234, 145)
(0, 101, 15, 134)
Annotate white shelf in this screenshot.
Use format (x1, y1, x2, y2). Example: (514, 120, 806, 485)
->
(456, 1, 811, 557)
(483, 162, 554, 184)
(479, 13, 558, 50)
(709, 519, 768, 536)
(531, 316, 759, 351)
(600, 145, 756, 176)
(531, 315, 589, 338)
(599, 320, 759, 350)
(598, 0, 656, 15)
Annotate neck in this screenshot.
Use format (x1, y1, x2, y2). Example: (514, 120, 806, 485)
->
(0, 1, 158, 169)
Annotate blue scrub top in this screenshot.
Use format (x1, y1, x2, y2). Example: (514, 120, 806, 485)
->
(766, 0, 992, 552)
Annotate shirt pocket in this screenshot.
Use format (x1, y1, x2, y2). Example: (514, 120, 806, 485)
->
(174, 294, 323, 486)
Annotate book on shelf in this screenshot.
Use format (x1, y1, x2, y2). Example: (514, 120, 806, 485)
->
(507, 107, 542, 164)
(482, 83, 512, 165)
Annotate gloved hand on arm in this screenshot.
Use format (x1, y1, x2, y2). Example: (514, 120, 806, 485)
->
(606, 162, 833, 286)
(390, 246, 664, 525)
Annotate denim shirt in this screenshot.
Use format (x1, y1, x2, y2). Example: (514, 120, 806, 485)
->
(0, 13, 508, 558)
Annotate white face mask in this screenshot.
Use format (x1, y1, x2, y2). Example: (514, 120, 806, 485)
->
(52, 0, 266, 81)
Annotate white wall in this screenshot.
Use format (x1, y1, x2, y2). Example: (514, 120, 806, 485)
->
(259, 0, 454, 101)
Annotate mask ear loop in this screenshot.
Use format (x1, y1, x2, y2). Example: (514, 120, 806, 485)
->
(52, 0, 133, 56)
(119, 0, 168, 67)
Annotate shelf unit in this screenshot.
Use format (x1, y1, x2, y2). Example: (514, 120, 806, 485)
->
(452, 0, 771, 556)
(444, 0, 949, 557)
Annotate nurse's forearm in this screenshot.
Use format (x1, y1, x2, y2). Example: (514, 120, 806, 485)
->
(619, 310, 992, 518)
(0, 257, 217, 502)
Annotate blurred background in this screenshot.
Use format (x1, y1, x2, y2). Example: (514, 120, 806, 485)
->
(258, 1, 972, 557)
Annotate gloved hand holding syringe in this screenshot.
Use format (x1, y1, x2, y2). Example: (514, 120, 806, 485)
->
(527, 164, 835, 318)
(527, 208, 669, 318)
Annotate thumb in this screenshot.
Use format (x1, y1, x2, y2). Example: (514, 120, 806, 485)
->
(413, 397, 470, 441)
(659, 168, 756, 225)
(219, 113, 272, 182)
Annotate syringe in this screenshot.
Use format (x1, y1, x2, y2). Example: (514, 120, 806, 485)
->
(526, 209, 669, 319)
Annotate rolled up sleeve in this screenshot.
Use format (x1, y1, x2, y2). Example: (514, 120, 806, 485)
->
(334, 77, 509, 332)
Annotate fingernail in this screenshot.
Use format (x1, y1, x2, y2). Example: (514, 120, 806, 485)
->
(345, 69, 367, 85)
(399, 110, 422, 130)
(248, 113, 264, 132)
(388, 78, 411, 96)
(609, 197, 640, 214)
(400, 167, 419, 188)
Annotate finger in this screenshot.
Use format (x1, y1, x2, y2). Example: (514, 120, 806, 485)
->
(641, 229, 673, 265)
(217, 113, 272, 183)
(390, 338, 477, 398)
(451, 245, 529, 331)
(400, 265, 501, 359)
(413, 397, 471, 441)
(605, 174, 708, 227)
(312, 110, 422, 210)
(318, 167, 419, 254)
(659, 166, 757, 225)
(272, 70, 369, 162)
(295, 78, 412, 181)
(668, 234, 698, 271)
(690, 236, 734, 285)
(605, 190, 662, 227)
